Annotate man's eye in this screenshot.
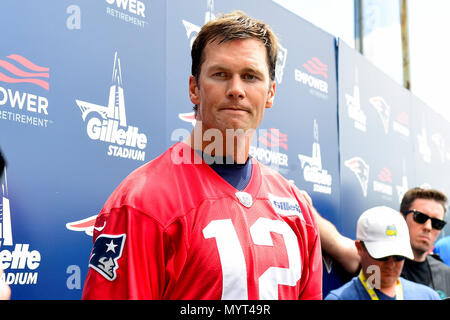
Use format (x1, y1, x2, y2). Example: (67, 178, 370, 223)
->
(243, 74, 256, 80)
(213, 72, 226, 77)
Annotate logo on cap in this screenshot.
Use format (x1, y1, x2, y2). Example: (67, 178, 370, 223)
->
(385, 225, 397, 237)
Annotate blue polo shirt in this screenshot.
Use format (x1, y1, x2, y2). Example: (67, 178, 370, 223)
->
(325, 276, 441, 300)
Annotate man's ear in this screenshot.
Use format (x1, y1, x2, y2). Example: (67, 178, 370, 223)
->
(265, 81, 276, 109)
(355, 240, 364, 256)
(189, 75, 200, 105)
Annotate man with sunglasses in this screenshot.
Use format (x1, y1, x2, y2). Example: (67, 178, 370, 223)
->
(400, 187, 450, 299)
(325, 206, 440, 300)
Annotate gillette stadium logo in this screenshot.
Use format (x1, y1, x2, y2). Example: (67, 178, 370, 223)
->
(0, 54, 52, 128)
(295, 57, 329, 99)
(0, 170, 41, 286)
(75, 52, 148, 162)
(345, 85, 366, 132)
(297, 120, 332, 194)
(182, 0, 215, 49)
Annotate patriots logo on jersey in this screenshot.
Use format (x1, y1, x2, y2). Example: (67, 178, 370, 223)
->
(89, 234, 126, 281)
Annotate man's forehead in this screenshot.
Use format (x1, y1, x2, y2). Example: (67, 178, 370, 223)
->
(202, 39, 269, 70)
(410, 198, 446, 217)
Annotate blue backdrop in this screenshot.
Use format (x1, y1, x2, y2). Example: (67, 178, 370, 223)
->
(0, 0, 449, 299)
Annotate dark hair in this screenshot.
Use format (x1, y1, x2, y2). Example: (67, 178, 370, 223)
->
(400, 187, 448, 215)
(191, 10, 278, 84)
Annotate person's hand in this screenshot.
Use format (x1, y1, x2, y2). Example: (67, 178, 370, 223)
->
(0, 268, 11, 300)
(298, 189, 313, 207)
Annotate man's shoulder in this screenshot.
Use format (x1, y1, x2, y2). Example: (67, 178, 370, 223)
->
(324, 277, 363, 300)
(427, 254, 450, 271)
(254, 158, 287, 181)
(115, 143, 181, 192)
(400, 277, 441, 299)
(101, 143, 209, 221)
(254, 158, 315, 215)
(254, 158, 303, 197)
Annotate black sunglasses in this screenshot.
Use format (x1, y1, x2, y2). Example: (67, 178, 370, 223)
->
(373, 255, 405, 262)
(403, 209, 447, 230)
(360, 242, 406, 262)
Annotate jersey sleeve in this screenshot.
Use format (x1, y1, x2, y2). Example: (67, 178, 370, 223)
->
(81, 206, 185, 300)
(296, 190, 323, 300)
(299, 228, 323, 300)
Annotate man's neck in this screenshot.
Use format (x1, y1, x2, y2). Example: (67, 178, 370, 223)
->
(186, 126, 253, 164)
(379, 283, 398, 298)
(413, 249, 428, 262)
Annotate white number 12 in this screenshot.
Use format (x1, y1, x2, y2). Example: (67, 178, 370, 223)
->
(203, 218, 301, 300)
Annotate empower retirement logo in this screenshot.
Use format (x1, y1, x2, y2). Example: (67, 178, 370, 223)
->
(0, 54, 52, 128)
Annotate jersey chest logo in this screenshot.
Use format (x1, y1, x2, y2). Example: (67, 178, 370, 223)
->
(268, 193, 304, 221)
(235, 191, 253, 208)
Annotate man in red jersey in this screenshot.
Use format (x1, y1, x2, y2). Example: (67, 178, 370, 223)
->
(82, 10, 322, 300)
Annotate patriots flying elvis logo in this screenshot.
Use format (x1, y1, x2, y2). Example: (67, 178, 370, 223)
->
(89, 234, 126, 281)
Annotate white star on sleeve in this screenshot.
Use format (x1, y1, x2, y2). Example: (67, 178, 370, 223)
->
(105, 239, 118, 253)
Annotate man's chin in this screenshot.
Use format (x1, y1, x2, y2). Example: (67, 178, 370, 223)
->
(413, 242, 431, 256)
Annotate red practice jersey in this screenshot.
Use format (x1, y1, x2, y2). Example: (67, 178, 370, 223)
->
(82, 142, 322, 300)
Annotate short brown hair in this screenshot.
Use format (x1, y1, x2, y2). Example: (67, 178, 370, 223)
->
(191, 10, 279, 82)
(400, 187, 448, 215)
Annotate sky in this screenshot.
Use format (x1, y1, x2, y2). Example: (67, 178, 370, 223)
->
(408, 1, 450, 122)
(273, 0, 450, 123)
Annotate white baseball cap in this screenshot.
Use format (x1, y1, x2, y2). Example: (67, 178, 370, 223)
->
(356, 206, 414, 260)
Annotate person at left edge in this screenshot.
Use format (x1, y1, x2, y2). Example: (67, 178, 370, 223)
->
(325, 206, 440, 300)
(82, 11, 322, 300)
(0, 150, 11, 300)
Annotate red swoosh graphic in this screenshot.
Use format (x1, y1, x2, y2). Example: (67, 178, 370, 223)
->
(0, 59, 49, 78)
(302, 63, 328, 79)
(0, 71, 49, 90)
(397, 112, 409, 125)
(265, 132, 288, 143)
(68, 218, 96, 230)
(308, 60, 328, 72)
(7, 54, 49, 72)
(181, 114, 195, 121)
(258, 136, 288, 150)
(268, 128, 288, 139)
(311, 57, 328, 69)
(378, 168, 392, 183)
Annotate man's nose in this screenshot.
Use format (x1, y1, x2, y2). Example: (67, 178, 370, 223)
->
(385, 256, 396, 265)
(226, 75, 245, 99)
(422, 218, 433, 231)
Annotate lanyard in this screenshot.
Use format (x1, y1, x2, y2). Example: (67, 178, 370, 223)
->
(358, 270, 404, 300)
